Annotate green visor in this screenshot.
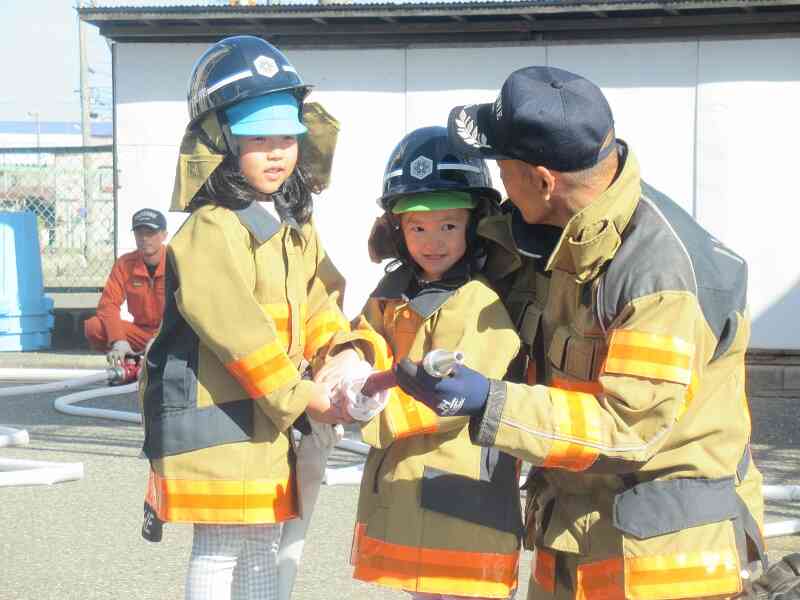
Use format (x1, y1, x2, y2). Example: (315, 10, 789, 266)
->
(391, 191, 476, 215)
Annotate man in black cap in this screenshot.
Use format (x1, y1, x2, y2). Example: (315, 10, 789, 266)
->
(84, 208, 167, 366)
(395, 66, 766, 598)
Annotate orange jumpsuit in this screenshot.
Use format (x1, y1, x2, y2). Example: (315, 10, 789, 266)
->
(84, 247, 166, 352)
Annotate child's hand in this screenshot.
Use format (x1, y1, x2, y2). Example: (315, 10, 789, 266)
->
(306, 381, 352, 425)
(315, 348, 361, 391)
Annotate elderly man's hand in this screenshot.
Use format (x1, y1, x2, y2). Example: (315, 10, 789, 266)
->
(395, 359, 490, 417)
(107, 340, 133, 367)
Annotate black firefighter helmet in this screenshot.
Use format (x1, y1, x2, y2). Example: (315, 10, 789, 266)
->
(368, 126, 501, 264)
(187, 35, 311, 129)
(378, 125, 500, 212)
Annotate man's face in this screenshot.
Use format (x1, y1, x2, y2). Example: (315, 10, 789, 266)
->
(238, 135, 299, 195)
(400, 208, 470, 282)
(497, 159, 556, 225)
(134, 227, 166, 262)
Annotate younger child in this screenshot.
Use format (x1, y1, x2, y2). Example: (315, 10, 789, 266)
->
(333, 126, 523, 600)
(139, 36, 363, 600)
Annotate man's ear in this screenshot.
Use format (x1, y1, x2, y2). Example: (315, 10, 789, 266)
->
(533, 165, 556, 198)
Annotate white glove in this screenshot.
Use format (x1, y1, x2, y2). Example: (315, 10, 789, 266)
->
(107, 340, 133, 366)
(308, 417, 344, 450)
(335, 360, 390, 422)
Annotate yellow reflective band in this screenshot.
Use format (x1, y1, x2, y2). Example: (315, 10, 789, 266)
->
(226, 340, 298, 398)
(603, 330, 694, 385)
(551, 377, 603, 395)
(353, 328, 394, 371)
(304, 308, 350, 360)
(146, 469, 297, 524)
(542, 387, 601, 471)
(626, 550, 741, 599)
(352, 522, 519, 597)
(260, 303, 293, 351)
(532, 547, 556, 592)
(384, 388, 439, 439)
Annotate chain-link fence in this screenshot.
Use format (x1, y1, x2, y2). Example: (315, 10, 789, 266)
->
(0, 146, 114, 291)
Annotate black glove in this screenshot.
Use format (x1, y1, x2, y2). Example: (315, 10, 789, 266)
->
(395, 358, 490, 417)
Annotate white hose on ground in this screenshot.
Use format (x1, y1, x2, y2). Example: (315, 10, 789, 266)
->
(0, 371, 110, 398)
(0, 423, 84, 487)
(0, 425, 29, 448)
(764, 519, 800, 538)
(0, 368, 107, 382)
(763, 485, 800, 502)
(53, 382, 140, 423)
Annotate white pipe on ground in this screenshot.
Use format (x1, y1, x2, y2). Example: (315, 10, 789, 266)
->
(0, 458, 84, 487)
(0, 371, 110, 398)
(0, 425, 29, 448)
(54, 383, 140, 423)
(0, 368, 106, 382)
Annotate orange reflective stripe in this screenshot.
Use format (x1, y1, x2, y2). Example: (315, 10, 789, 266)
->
(532, 547, 555, 592)
(260, 303, 292, 350)
(146, 470, 297, 524)
(551, 377, 603, 395)
(304, 308, 349, 360)
(226, 340, 298, 398)
(542, 387, 601, 471)
(352, 521, 518, 597)
(626, 550, 741, 599)
(603, 330, 694, 385)
(351, 327, 394, 371)
(577, 557, 625, 600)
(384, 387, 439, 439)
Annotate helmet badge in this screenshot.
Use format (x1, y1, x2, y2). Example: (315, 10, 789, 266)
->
(253, 55, 279, 78)
(410, 155, 433, 180)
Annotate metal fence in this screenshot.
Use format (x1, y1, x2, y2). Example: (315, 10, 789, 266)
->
(0, 146, 114, 291)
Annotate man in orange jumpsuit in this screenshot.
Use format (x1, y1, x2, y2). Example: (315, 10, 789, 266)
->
(84, 208, 167, 366)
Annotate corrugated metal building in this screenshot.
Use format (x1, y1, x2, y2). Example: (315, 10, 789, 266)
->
(79, 1, 800, 365)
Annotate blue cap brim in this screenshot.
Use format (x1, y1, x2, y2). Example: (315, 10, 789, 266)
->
(229, 119, 307, 136)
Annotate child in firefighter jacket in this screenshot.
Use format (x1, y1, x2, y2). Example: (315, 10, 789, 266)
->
(138, 36, 363, 600)
(331, 126, 523, 599)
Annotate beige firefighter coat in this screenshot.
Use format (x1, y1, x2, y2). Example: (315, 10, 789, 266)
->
(335, 264, 523, 598)
(473, 143, 764, 600)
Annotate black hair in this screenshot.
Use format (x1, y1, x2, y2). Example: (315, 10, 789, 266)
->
(188, 148, 315, 225)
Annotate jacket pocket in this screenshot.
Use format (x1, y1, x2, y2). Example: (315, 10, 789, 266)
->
(612, 477, 744, 599)
(547, 325, 600, 382)
(420, 449, 522, 536)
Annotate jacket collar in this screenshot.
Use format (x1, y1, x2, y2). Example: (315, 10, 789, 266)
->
(545, 141, 641, 282)
(233, 201, 301, 246)
(371, 261, 468, 320)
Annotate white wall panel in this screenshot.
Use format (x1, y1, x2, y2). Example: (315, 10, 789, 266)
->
(696, 38, 800, 348)
(112, 38, 799, 347)
(548, 41, 698, 214)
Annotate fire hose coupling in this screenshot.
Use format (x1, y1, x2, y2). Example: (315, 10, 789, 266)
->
(107, 358, 141, 385)
(342, 349, 465, 421)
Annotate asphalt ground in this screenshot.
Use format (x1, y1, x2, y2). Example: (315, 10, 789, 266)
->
(0, 368, 798, 600)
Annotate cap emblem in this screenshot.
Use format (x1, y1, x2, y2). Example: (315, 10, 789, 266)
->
(253, 55, 278, 78)
(494, 95, 503, 121)
(410, 155, 433, 180)
(455, 108, 489, 149)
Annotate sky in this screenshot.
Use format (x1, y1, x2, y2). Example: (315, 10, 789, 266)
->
(0, 0, 112, 124)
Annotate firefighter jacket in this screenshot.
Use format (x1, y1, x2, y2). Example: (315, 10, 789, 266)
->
(96, 247, 166, 343)
(473, 143, 765, 600)
(336, 262, 524, 598)
(140, 202, 359, 527)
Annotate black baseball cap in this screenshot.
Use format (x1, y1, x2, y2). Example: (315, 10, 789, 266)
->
(131, 208, 167, 231)
(447, 66, 616, 172)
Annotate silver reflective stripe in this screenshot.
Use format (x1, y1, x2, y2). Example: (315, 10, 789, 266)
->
(282, 65, 297, 74)
(206, 70, 253, 95)
(438, 162, 481, 174)
(384, 169, 403, 182)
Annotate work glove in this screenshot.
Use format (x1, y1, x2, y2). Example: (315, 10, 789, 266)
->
(395, 358, 490, 417)
(333, 360, 390, 422)
(107, 340, 133, 367)
(307, 415, 344, 450)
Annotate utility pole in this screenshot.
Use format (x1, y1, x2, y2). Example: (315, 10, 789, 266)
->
(79, 13, 93, 260)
